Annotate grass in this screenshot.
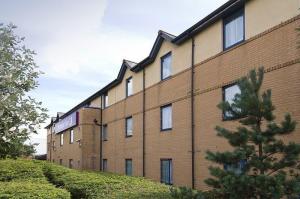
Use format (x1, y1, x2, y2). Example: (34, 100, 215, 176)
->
(0, 159, 172, 199)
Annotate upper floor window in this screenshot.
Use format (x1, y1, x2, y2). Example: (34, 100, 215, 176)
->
(125, 159, 133, 176)
(70, 129, 74, 144)
(126, 77, 133, 97)
(223, 9, 244, 50)
(60, 133, 63, 146)
(125, 117, 133, 137)
(102, 124, 108, 141)
(223, 84, 241, 119)
(161, 52, 172, 80)
(103, 93, 108, 108)
(161, 159, 173, 185)
(161, 104, 172, 131)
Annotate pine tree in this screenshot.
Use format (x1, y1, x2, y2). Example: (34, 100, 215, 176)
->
(205, 67, 300, 199)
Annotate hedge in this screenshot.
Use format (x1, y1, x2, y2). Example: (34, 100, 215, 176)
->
(0, 181, 70, 199)
(41, 162, 172, 199)
(0, 159, 70, 199)
(0, 159, 45, 181)
(0, 159, 173, 198)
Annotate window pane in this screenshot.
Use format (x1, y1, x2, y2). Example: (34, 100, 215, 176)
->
(224, 84, 241, 118)
(103, 125, 107, 140)
(225, 84, 240, 105)
(224, 160, 246, 175)
(161, 160, 172, 184)
(224, 12, 244, 48)
(126, 159, 132, 176)
(69, 159, 73, 168)
(162, 54, 172, 79)
(126, 117, 133, 136)
(127, 78, 133, 97)
(70, 129, 74, 143)
(162, 105, 172, 130)
(60, 134, 63, 146)
(103, 159, 107, 171)
(104, 94, 108, 108)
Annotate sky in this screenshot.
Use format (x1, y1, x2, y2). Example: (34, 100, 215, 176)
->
(0, 0, 228, 154)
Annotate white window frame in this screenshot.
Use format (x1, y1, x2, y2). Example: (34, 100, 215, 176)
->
(161, 104, 172, 131)
(161, 52, 172, 80)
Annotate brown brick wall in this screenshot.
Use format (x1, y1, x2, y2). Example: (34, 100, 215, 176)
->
(47, 15, 300, 191)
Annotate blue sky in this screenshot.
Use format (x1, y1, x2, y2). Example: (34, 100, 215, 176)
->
(0, 0, 227, 154)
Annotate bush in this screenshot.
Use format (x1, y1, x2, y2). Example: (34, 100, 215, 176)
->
(41, 162, 172, 198)
(0, 181, 70, 199)
(0, 159, 45, 181)
(0, 159, 172, 198)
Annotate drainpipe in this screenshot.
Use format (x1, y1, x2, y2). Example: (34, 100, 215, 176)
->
(191, 37, 195, 189)
(94, 101, 103, 171)
(142, 68, 146, 177)
(100, 100, 103, 171)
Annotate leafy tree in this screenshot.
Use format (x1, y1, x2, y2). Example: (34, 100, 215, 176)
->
(0, 23, 48, 159)
(205, 67, 300, 199)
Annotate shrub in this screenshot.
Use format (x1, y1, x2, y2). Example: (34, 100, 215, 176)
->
(0, 181, 70, 199)
(0, 159, 45, 181)
(41, 162, 172, 198)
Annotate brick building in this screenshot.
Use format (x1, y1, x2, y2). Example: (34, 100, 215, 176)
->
(46, 0, 300, 190)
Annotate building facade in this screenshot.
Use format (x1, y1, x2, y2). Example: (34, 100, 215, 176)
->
(46, 0, 300, 190)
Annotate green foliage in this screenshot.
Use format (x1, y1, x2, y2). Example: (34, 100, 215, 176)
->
(0, 181, 70, 199)
(0, 23, 48, 159)
(0, 159, 70, 199)
(41, 162, 172, 199)
(0, 159, 172, 198)
(204, 67, 300, 198)
(0, 159, 45, 181)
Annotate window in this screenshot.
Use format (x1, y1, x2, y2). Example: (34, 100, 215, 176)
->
(126, 77, 133, 97)
(125, 159, 132, 176)
(59, 159, 63, 165)
(125, 117, 133, 137)
(224, 160, 246, 175)
(60, 133, 63, 146)
(223, 84, 241, 119)
(69, 159, 73, 168)
(102, 124, 108, 141)
(103, 93, 108, 108)
(161, 104, 172, 131)
(223, 9, 244, 50)
(161, 159, 172, 185)
(161, 52, 172, 80)
(70, 129, 74, 144)
(102, 159, 108, 172)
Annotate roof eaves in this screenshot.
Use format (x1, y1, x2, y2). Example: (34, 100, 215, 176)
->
(172, 0, 244, 44)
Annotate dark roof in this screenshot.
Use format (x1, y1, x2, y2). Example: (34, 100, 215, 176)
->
(173, 0, 244, 44)
(46, 0, 245, 126)
(47, 59, 137, 123)
(44, 116, 58, 129)
(131, 30, 176, 72)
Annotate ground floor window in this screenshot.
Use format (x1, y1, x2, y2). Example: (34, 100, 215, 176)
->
(161, 159, 172, 185)
(224, 160, 246, 175)
(69, 159, 73, 168)
(59, 159, 63, 165)
(103, 159, 107, 172)
(125, 159, 132, 176)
